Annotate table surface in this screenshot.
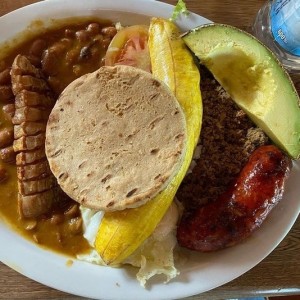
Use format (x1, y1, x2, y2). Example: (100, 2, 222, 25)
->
(0, 0, 299, 299)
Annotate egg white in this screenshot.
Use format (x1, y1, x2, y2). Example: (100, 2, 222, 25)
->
(77, 202, 180, 287)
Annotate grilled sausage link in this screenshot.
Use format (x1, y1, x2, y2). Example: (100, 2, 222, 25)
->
(177, 145, 291, 252)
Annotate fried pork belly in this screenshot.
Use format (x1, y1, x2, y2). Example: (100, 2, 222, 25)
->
(17, 159, 51, 181)
(11, 55, 58, 218)
(15, 90, 54, 109)
(12, 107, 50, 124)
(18, 187, 61, 219)
(14, 122, 46, 139)
(18, 175, 56, 195)
(13, 133, 46, 152)
(16, 148, 46, 166)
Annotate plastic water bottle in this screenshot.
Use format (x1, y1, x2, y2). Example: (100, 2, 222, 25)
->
(253, 0, 300, 73)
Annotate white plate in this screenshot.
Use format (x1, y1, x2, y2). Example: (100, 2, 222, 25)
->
(0, 1, 299, 299)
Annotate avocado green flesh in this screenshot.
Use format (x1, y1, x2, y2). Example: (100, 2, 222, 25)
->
(183, 24, 300, 159)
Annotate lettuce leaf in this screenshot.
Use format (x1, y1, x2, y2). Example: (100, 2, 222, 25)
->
(170, 0, 189, 22)
(78, 203, 180, 287)
(124, 202, 180, 287)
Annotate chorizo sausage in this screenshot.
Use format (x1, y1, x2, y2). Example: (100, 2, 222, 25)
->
(177, 145, 291, 252)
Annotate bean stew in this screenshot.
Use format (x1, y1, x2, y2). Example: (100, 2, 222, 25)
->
(0, 18, 117, 256)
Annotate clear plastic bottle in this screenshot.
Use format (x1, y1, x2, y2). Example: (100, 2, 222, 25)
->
(253, 0, 300, 73)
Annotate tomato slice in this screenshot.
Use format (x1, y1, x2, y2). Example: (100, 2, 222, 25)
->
(105, 25, 151, 72)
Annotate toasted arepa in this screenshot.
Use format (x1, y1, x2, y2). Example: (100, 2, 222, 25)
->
(46, 65, 186, 211)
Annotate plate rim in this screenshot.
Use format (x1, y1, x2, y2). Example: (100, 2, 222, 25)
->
(0, 1, 299, 299)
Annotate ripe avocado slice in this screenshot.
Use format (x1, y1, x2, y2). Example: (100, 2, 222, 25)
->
(183, 23, 300, 159)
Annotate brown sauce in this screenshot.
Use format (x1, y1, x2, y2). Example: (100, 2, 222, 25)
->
(0, 18, 117, 256)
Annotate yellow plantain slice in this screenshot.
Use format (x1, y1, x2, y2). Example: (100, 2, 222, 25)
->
(95, 17, 202, 265)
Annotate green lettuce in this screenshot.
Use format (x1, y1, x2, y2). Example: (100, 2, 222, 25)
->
(78, 202, 180, 287)
(124, 202, 180, 287)
(170, 0, 189, 22)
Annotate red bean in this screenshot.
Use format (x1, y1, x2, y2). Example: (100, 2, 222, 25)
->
(0, 127, 14, 148)
(64, 203, 79, 218)
(75, 30, 90, 43)
(79, 46, 91, 60)
(93, 34, 104, 43)
(29, 39, 47, 58)
(50, 214, 64, 225)
(0, 146, 16, 164)
(65, 28, 75, 38)
(49, 39, 72, 56)
(87, 23, 101, 35)
(41, 49, 60, 76)
(101, 26, 117, 38)
(61, 38, 73, 47)
(2, 104, 15, 122)
(0, 86, 14, 103)
(67, 217, 83, 235)
(26, 55, 41, 68)
(0, 69, 11, 85)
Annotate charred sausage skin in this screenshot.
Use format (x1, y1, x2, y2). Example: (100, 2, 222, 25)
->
(177, 145, 291, 252)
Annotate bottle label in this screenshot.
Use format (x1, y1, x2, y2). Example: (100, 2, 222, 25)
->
(270, 0, 300, 56)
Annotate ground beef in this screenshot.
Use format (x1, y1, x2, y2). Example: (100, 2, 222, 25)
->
(176, 67, 269, 210)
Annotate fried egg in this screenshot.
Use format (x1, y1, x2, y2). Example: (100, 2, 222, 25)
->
(77, 202, 180, 287)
